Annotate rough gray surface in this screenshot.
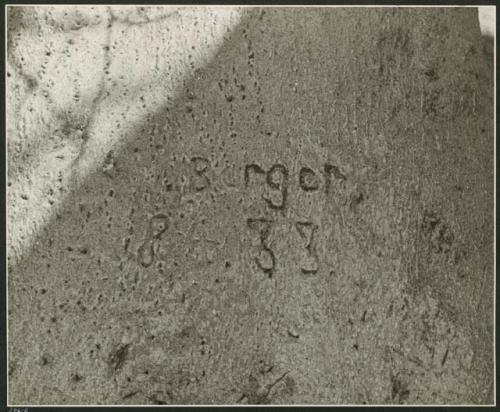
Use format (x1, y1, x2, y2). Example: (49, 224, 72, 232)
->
(7, 6, 494, 405)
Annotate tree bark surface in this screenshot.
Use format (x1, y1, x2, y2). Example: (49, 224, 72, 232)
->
(7, 7, 494, 405)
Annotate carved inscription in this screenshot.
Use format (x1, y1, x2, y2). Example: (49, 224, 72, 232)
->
(244, 164, 266, 186)
(136, 156, 347, 276)
(263, 164, 288, 210)
(138, 240, 155, 268)
(138, 214, 170, 268)
(246, 217, 276, 277)
(191, 156, 210, 191)
(150, 214, 169, 238)
(245, 162, 346, 201)
(245, 219, 321, 276)
(243, 162, 346, 274)
(299, 167, 320, 191)
(295, 221, 319, 274)
(323, 164, 346, 194)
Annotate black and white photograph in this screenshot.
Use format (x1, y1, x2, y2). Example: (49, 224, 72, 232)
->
(4, 3, 497, 407)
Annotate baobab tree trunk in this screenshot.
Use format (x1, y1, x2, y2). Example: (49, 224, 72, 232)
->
(7, 7, 493, 405)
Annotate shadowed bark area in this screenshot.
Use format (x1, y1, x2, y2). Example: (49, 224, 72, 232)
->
(8, 7, 493, 405)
